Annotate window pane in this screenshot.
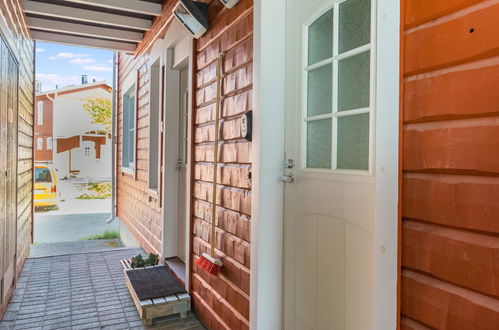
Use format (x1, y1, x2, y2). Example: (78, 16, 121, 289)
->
(308, 9, 333, 65)
(339, 0, 371, 53)
(337, 113, 369, 170)
(307, 119, 332, 169)
(338, 51, 370, 111)
(307, 64, 332, 117)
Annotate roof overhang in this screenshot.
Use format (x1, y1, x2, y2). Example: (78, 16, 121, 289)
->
(23, 0, 163, 52)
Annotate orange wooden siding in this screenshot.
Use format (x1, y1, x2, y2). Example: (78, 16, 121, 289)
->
(116, 1, 253, 329)
(401, 0, 499, 328)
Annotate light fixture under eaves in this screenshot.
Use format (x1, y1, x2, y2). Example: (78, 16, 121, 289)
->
(219, 0, 239, 9)
(173, 0, 209, 39)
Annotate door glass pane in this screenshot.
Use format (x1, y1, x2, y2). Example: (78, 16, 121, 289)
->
(307, 64, 332, 117)
(338, 51, 370, 111)
(308, 9, 333, 65)
(307, 119, 332, 169)
(337, 113, 369, 170)
(339, 0, 371, 54)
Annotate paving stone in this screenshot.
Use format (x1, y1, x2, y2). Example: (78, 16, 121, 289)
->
(71, 316, 99, 326)
(70, 322, 101, 330)
(101, 323, 129, 329)
(1, 312, 17, 321)
(0, 321, 14, 329)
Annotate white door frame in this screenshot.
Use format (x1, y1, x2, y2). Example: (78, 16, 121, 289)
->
(159, 22, 194, 291)
(251, 0, 400, 329)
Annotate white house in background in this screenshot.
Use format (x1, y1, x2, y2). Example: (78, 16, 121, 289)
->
(35, 80, 112, 179)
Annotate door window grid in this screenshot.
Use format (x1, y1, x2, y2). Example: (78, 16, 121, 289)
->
(303, 0, 372, 172)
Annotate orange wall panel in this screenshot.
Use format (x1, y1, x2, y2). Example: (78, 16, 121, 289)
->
(404, 2, 499, 75)
(401, 0, 499, 326)
(402, 220, 499, 298)
(403, 174, 499, 234)
(402, 270, 499, 329)
(403, 123, 499, 174)
(404, 61, 499, 123)
(404, 0, 483, 28)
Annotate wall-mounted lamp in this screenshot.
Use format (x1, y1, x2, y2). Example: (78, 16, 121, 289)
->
(219, 0, 239, 9)
(173, 0, 209, 39)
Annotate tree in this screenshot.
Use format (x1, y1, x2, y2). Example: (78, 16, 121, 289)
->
(82, 96, 112, 133)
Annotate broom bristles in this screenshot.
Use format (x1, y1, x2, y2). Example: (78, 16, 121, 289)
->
(195, 253, 223, 276)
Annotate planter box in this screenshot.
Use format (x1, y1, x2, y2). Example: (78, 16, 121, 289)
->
(121, 260, 191, 325)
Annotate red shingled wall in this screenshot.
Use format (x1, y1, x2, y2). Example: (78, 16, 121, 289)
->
(116, 1, 253, 328)
(400, 0, 499, 328)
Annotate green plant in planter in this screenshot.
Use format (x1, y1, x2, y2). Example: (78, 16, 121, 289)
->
(131, 253, 159, 268)
(132, 254, 145, 268)
(145, 253, 158, 266)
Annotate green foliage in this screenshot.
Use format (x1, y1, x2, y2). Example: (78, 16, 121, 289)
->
(76, 182, 111, 199)
(131, 253, 159, 268)
(82, 96, 112, 133)
(81, 230, 119, 240)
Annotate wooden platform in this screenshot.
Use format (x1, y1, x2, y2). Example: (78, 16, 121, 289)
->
(121, 259, 191, 325)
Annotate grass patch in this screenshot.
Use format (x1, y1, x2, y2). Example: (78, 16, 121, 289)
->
(76, 182, 111, 199)
(80, 230, 119, 241)
(76, 194, 109, 199)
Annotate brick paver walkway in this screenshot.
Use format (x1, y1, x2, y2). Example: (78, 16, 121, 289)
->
(0, 248, 205, 329)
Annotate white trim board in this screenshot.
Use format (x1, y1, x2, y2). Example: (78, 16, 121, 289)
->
(251, 0, 286, 329)
(372, 0, 400, 328)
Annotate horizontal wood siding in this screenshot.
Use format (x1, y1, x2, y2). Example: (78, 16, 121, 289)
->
(401, 0, 499, 327)
(0, 0, 34, 319)
(116, 1, 253, 328)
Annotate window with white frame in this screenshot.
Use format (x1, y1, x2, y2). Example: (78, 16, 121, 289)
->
(47, 137, 53, 150)
(304, 0, 371, 171)
(37, 101, 43, 126)
(122, 83, 136, 170)
(148, 58, 161, 190)
(36, 137, 43, 150)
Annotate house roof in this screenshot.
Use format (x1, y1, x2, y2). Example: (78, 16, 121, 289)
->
(36, 81, 112, 97)
(22, 0, 163, 52)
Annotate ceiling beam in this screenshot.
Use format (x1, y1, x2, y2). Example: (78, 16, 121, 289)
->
(23, 0, 151, 30)
(27, 17, 143, 42)
(60, 0, 162, 16)
(31, 30, 136, 52)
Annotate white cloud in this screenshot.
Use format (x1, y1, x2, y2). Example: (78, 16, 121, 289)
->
(69, 58, 96, 65)
(36, 73, 80, 91)
(84, 64, 112, 72)
(36, 47, 46, 53)
(107, 59, 113, 64)
(36, 73, 109, 91)
(52, 52, 90, 59)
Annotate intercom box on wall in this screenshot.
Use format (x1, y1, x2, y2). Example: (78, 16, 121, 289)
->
(173, 0, 209, 39)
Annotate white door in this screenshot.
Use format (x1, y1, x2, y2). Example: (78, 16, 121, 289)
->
(176, 66, 189, 263)
(283, 0, 375, 329)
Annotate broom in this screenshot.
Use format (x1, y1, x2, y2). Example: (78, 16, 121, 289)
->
(194, 54, 224, 276)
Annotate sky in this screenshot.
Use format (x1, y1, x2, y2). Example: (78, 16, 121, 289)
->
(35, 41, 113, 92)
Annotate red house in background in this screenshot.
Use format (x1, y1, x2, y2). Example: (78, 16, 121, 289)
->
(34, 88, 53, 163)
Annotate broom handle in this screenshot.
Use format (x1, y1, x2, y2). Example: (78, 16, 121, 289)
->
(211, 54, 223, 258)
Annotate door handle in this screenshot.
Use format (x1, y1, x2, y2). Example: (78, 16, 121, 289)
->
(280, 173, 294, 183)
